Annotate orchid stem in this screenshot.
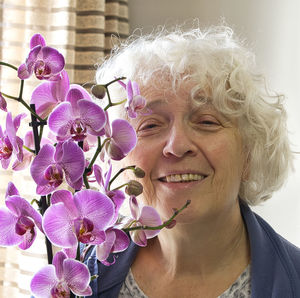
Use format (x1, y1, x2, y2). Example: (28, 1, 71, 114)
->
(108, 165, 135, 190)
(123, 200, 191, 233)
(111, 182, 129, 191)
(0, 61, 18, 71)
(87, 137, 102, 170)
(83, 174, 90, 189)
(104, 76, 126, 88)
(23, 145, 35, 154)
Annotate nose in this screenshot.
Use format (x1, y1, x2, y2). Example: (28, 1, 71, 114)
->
(162, 122, 198, 158)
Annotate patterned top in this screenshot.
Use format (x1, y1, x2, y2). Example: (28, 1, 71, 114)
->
(119, 265, 251, 298)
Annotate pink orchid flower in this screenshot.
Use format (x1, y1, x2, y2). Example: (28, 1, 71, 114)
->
(0, 112, 26, 169)
(31, 251, 92, 297)
(18, 33, 65, 81)
(0, 182, 43, 250)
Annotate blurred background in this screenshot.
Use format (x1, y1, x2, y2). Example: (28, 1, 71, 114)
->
(0, 0, 299, 296)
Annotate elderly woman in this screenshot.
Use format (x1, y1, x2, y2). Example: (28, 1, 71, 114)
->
(83, 26, 300, 297)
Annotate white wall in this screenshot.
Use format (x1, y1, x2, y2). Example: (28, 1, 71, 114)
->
(128, 0, 300, 246)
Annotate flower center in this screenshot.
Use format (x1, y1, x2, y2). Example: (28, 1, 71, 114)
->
(75, 217, 95, 243)
(15, 216, 35, 236)
(44, 164, 64, 187)
(70, 119, 87, 141)
(51, 282, 70, 298)
(0, 136, 13, 160)
(34, 60, 51, 79)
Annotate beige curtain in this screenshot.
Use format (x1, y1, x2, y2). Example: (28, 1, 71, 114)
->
(0, 0, 129, 296)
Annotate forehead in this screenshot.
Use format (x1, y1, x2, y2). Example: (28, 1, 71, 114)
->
(139, 79, 212, 111)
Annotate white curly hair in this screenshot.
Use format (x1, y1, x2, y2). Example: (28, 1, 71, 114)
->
(95, 25, 293, 205)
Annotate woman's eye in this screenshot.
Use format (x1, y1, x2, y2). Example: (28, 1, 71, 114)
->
(140, 123, 158, 130)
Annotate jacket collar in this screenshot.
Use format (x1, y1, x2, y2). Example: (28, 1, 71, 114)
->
(240, 200, 300, 297)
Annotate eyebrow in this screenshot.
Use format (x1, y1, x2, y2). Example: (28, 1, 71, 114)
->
(144, 99, 167, 110)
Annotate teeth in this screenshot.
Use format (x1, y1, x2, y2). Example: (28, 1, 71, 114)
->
(163, 173, 205, 183)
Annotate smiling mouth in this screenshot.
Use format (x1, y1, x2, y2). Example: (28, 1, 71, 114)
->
(158, 173, 207, 183)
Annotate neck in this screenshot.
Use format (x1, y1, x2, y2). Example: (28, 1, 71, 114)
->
(137, 200, 250, 279)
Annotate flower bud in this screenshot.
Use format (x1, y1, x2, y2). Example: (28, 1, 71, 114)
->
(0, 92, 7, 112)
(91, 84, 106, 99)
(133, 167, 145, 178)
(164, 219, 176, 229)
(125, 180, 143, 196)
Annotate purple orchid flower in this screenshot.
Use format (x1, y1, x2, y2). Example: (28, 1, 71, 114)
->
(42, 189, 115, 258)
(128, 196, 162, 247)
(30, 140, 85, 195)
(30, 69, 70, 118)
(0, 182, 43, 249)
(0, 112, 26, 169)
(0, 92, 7, 112)
(96, 227, 129, 266)
(30, 250, 92, 297)
(103, 111, 137, 160)
(18, 33, 65, 81)
(48, 85, 106, 142)
(119, 80, 147, 118)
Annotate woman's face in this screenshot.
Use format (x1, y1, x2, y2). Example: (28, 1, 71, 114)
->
(124, 80, 247, 223)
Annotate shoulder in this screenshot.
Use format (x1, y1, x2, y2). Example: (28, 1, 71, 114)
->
(240, 200, 300, 296)
(81, 240, 139, 297)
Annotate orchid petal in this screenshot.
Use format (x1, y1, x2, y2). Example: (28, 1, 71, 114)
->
(0, 93, 7, 111)
(18, 225, 37, 250)
(96, 229, 116, 262)
(12, 152, 32, 171)
(41, 46, 65, 75)
(63, 259, 92, 296)
(30, 144, 55, 186)
(107, 189, 126, 224)
(73, 190, 114, 231)
(5, 195, 43, 232)
(30, 33, 46, 49)
(17, 63, 31, 80)
(112, 229, 130, 253)
(126, 80, 133, 100)
(132, 81, 141, 95)
(111, 119, 137, 155)
(139, 206, 162, 239)
(130, 227, 147, 247)
(31, 81, 60, 118)
(53, 251, 67, 280)
(59, 140, 85, 186)
(0, 207, 21, 246)
(129, 196, 140, 220)
(51, 190, 78, 217)
(5, 182, 19, 198)
(48, 102, 73, 139)
(78, 99, 106, 134)
(30, 265, 58, 298)
(66, 85, 92, 115)
(43, 202, 77, 248)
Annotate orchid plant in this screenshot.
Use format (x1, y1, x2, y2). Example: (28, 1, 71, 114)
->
(0, 34, 190, 298)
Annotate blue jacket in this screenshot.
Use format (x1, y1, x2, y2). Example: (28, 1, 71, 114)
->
(83, 201, 300, 297)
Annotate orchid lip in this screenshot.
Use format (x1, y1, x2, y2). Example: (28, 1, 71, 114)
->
(158, 173, 207, 183)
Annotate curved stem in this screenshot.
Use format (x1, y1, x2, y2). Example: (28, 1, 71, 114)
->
(123, 200, 191, 233)
(83, 174, 90, 189)
(23, 145, 35, 154)
(108, 165, 135, 190)
(104, 76, 126, 88)
(111, 182, 129, 191)
(0, 61, 18, 71)
(104, 98, 127, 111)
